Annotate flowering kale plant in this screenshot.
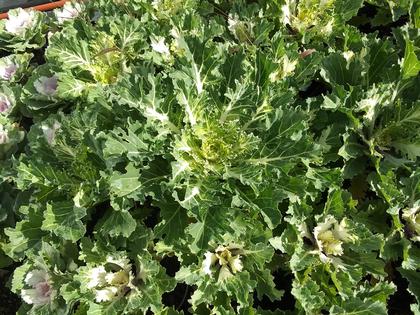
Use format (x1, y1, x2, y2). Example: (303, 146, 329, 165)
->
(0, 0, 419, 314)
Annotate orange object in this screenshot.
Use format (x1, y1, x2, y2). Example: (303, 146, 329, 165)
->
(0, 0, 68, 20)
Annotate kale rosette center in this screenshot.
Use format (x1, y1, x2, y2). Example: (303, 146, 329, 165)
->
(174, 121, 259, 176)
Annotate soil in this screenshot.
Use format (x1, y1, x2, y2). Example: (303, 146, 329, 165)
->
(0, 269, 21, 315)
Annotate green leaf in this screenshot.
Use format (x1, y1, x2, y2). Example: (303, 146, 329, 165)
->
(47, 31, 92, 71)
(329, 298, 387, 315)
(220, 50, 246, 91)
(292, 278, 325, 313)
(401, 169, 420, 206)
(254, 269, 283, 302)
(103, 120, 157, 165)
(323, 189, 345, 217)
(234, 186, 284, 229)
(402, 38, 420, 80)
(342, 251, 386, 277)
(269, 225, 298, 255)
(42, 201, 87, 241)
(153, 195, 189, 244)
(354, 280, 396, 303)
(87, 300, 125, 315)
(110, 15, 143, 50)
(221, 271, 256, 308)
(16, 159, 79, 199)
(336, 0, 364, 21)
(188, 206, 234, 253)
(96, 209, 137, 238)
(399, 268, 420, 304)
(365, 37, 399, 85)
(412, 304, 420, 315)
(3, 209, 47, 260)
(109, 162, 142, 198)
(11, 263, 31, 293)
(247, 107, 318, 171)
(56, 73, 87, 99)
(321, 53, 362, 88)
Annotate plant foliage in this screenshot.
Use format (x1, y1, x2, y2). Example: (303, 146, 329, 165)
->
(0, 0, 419, 314)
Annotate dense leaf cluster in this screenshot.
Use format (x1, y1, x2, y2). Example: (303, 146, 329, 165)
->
(0, 0, 419, 314)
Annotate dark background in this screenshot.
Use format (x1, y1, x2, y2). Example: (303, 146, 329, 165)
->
(0, 0, 58, 13)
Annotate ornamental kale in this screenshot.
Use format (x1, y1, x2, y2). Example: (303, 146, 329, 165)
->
(0, 0, 419, 314)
